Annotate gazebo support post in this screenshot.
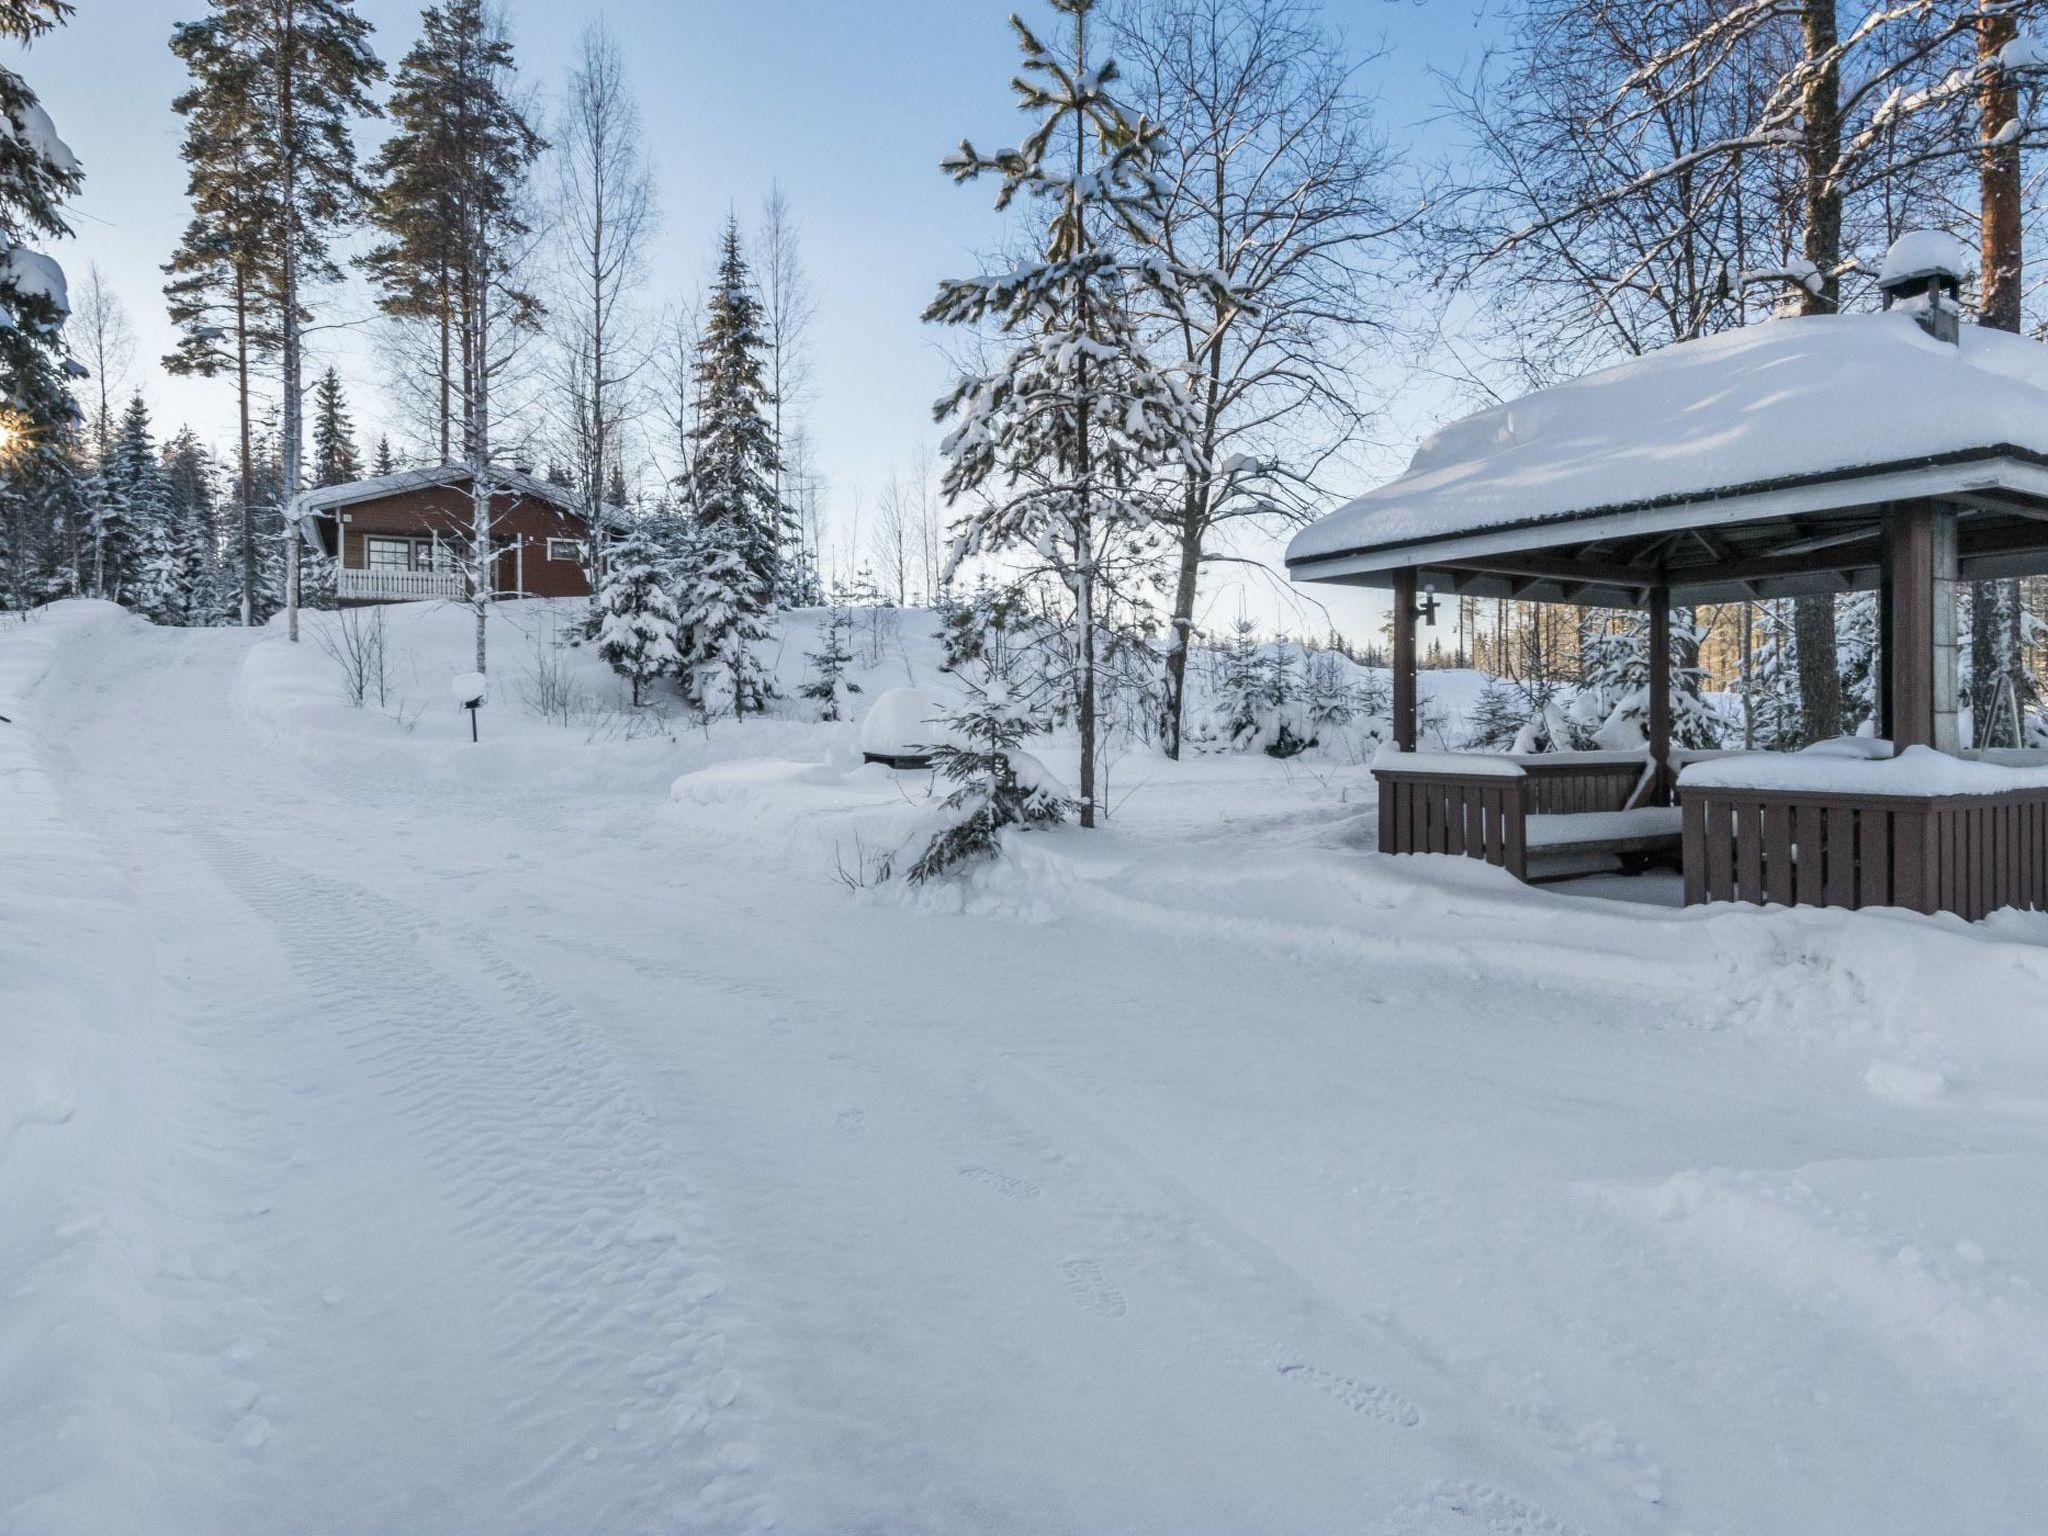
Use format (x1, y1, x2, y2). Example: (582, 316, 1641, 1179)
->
(1884, 501, 1960, 754)
(1647, 583, 1671, 803)
(1392, 567, 1418, 751)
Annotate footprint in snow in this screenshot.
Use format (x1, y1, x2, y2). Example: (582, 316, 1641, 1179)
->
(1275, 1361, 1420, 1428)
(833, 1108, 866, 1142)
(1433, 1481, 1587, 1536)
(1061, 1257, 1126, 1319)
(958, 1164, 1041, 1202)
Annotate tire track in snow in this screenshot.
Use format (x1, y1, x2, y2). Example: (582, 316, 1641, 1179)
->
(194, 831, 773, 1534)
(960, 1061, 1619, 1533)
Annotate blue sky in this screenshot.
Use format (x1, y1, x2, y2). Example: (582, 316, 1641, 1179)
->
(26, 0, 1496, 638)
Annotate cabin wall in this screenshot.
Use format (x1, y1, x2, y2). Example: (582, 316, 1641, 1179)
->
(330, 484, 593, 599)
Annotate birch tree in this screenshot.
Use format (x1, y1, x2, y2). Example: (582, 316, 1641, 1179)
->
(1111, 0, 1410, 758)
(756, 184, 817, 604)
(551, 21, 655, 590)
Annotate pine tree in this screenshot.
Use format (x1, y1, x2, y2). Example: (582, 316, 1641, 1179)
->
(909, 680, 1071, 884)
(167, 0, 382, 642)
(309, 366, 362, 486)
(360, 0, 542, 673)
(800, 603, 860, 721)
(166, 11, 278, 626)
(0, 2, 85, 612)
(593, 521, 678, 706)
(927, 0, 1208, 828)
(372, 432, 395, 475)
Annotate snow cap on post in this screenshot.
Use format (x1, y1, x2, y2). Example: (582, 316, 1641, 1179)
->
(452, 671, 488, 708)
(1878, 231, 1972, 343)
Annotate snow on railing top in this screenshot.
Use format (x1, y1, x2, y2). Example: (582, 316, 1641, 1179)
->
(1680, 743, 2048, 797)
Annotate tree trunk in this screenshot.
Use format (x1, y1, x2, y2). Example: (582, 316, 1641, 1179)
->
(1159, 509, 1202, 760)
(1980, 0, 2026, 744)
(236, 274, 255, 627)
(280, 4, 302, 644)
(1791, 0, 1842, 740)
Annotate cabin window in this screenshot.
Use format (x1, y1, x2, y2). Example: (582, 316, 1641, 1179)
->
(364, 537, 412, 571)
(419, 539, 457, 572)
(547, 538, 580, 562)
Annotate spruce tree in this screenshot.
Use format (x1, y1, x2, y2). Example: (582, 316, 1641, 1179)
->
(674, 515, 776, 718)
(594, 522, 679, 706)
(372, 432, 394, 475)
(926, 0, 1207, 828)
(800, 604, 860, 721)
(674, 220, 784, 712)
(163, 428, 224, 623)
(1466, 676, 1532, 751)
(309, 366, 362, 486)
(910, 681, 1071, 884)
(0, 1, 85, 611)
(167, 0, 382, 640)
(104, 395, 182, 622)
(684, 219, 783, 597)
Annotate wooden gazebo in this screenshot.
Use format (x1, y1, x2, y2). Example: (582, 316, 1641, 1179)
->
(1289, 257, 2048, 919)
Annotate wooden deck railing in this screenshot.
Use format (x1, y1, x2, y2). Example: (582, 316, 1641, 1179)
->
(1679, 783, 2048, 918)
(336, 568, 466, 602)
(1372, 752, 1654, 881)
(1375, 764, 1531, 879)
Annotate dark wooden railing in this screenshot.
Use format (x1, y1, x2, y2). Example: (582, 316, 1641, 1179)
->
(1374, 753, 1652, 882)
(1520, 755, 1650, 814)
(1679, 783, 2048, 918)
(1376, 765, 1531, 878)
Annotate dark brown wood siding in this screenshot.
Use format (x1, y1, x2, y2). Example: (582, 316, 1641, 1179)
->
(1679, 782, 2048, 919)
(327, 482, 594, 599)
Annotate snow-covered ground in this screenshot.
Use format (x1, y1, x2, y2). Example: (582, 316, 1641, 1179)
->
(7, 597, 2048, 1535)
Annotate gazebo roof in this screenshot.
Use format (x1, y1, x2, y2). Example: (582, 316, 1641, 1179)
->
(1288, 312, 2048, 606)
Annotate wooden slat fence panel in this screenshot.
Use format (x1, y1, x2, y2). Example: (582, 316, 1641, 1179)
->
(1678, 783, 2048, 921)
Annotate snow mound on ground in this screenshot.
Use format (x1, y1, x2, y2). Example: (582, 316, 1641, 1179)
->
(0, 602, 170, 1527)
(667, 754, 948, 879)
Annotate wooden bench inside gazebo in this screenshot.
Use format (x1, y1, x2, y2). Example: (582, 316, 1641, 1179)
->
(1288, 236, 2048, 920)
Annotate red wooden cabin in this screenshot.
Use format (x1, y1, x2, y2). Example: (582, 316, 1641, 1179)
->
(296, 464, 607, 605)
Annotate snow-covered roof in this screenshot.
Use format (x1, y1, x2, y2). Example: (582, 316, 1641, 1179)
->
(1289, 313, 2048, 580)
(294, 463, 611, 524)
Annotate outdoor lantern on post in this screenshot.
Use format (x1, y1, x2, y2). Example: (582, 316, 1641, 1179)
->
(452, 671, 487, 743)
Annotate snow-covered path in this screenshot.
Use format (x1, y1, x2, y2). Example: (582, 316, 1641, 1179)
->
(11, 604, 2048, 1535)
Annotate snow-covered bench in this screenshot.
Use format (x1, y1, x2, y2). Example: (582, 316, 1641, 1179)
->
(1372, 748, 1681, 881)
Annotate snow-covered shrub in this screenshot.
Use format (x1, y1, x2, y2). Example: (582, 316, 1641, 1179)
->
(908, 682, 1070, 884)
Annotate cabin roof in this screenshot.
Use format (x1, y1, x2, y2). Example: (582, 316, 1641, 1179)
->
(1287, 313, 2048, 597)
(294, 463, 618, 525)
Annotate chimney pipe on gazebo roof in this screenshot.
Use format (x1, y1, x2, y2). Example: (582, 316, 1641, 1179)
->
(1877, 231, 1972, 344)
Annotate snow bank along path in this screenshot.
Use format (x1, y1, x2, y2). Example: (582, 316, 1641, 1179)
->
(9, 600, 2048, 1535)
